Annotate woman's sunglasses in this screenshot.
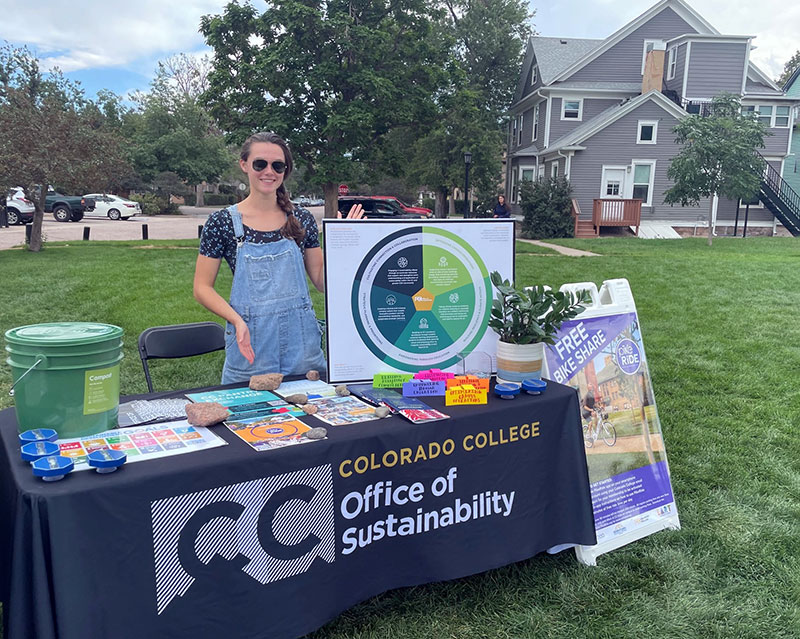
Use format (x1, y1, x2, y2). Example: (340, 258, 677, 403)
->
(251, 159, 287, 174)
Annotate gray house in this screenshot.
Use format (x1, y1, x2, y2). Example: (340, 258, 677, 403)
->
(508, 0, 800, 237)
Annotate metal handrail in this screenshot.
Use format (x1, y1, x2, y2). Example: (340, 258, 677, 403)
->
(755, 150, 800, 217)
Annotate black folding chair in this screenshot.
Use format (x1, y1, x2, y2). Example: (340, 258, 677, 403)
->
(138, 322, 226, 392)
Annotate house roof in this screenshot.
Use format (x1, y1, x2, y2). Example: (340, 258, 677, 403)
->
(510, 142, 545, 158)
(549, 0, 719, 85)
(512, 0, 784, 105)
(542, 90, 688, 157)
(783, 64, 800, 97)
(530, 37, 604, 86)
(548, 81, 644, 92)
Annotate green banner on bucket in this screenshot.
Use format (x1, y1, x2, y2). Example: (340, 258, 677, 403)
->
(84, 365, 120, 415)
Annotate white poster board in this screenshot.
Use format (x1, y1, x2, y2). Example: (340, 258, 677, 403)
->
(544, 278, 681, 565)
(323, 219, 515, 383)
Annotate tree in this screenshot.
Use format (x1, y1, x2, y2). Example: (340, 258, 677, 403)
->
(127, 57, 232, 206)
(200, 0, 449, 217)
(410, 0, 533, 216)
(664, 93, 767, 246)
(776, 50, 800, 88)
(519, 177, 574, 239)
(0, 45, 132, 252)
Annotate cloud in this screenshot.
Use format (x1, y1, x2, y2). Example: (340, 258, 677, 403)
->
(0, 0, 230, 71)
(1, 0, 795, 84)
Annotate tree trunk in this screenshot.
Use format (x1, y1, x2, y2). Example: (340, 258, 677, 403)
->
(323, 182, 338, 218)
(435, 189, 447, 218)
(28, 188, 46, 253)
(196, 183, 205, 207)
(448, 188, 456, 217)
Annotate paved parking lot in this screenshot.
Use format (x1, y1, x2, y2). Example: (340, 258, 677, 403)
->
(0, 207, 325, 250)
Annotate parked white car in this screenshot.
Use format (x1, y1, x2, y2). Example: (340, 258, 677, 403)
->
(5, 187, 35, 225)
(82, 194, 141, 220)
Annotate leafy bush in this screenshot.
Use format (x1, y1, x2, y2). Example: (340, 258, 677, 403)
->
(520, 177, 574, 239)
(182, 193, 196, 206)
(422, 198, 435, 211)
(129, 193, 180, 216)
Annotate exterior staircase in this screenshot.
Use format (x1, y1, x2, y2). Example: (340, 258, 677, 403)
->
(755, 151, 800, 237)
(571, 199, 598, 237)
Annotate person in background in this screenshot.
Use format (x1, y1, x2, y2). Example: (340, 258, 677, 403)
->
(492, 194, 511, 218)
(193, 131, 363, 382)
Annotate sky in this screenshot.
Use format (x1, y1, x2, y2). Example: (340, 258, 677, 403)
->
(0, 0, 795, 101)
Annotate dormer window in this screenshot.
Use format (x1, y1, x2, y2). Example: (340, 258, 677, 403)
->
(561, 99, 583, 121)
(667, 48, 676, 80)
(531, 64, 538, 85)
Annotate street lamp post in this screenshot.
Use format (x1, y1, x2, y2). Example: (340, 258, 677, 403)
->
(464, 151, 472, 218)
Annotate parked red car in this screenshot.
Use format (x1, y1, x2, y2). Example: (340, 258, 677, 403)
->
(370, 196, 432, 217)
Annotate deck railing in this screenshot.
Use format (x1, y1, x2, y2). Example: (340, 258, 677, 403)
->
(592, 198, 642, 236)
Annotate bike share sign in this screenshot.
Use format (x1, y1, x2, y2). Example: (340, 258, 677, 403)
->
(544, 278, 680, 565)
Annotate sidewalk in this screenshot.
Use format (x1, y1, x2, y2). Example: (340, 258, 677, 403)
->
(518, 238, 600, 257)
(0, 206, 327, 251)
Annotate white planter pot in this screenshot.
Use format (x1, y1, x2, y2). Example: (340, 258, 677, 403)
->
(495, 341, 545, 384)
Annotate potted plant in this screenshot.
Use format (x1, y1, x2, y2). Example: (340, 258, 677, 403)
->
(488, 271, 590, 383)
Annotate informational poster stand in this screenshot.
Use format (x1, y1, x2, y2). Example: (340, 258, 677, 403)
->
(323, 219, 515, 383)
(543, 278, 680, 565)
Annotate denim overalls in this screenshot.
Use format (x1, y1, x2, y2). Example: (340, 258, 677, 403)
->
(221, 206, 326, 383)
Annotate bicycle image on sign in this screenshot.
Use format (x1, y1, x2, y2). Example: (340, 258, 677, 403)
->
(559, 316, 666, 485)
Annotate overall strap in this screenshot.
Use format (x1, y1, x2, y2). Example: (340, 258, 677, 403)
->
(228, 206, 245, 245)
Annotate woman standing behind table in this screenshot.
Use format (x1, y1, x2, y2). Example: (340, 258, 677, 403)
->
(492, 194, 511, 218)
(193, 132, 363, 383)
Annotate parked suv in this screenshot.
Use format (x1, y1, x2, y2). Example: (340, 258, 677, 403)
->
(337, 196, 430, 220)
(370, 196, 432, 217)
(4, 188, 35, 225)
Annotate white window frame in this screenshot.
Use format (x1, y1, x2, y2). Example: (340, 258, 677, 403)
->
(641, 39, 665, 74)
(511, 117, 517, 148)
(774, 105, 791, 128)
(532, 103, 539, 141)
(666, 47, 677, 80)
(629, 160, 656, 207)
(518, 114, 523, 145)
(530, 64, 538, 86)
(744, 104, 792, 129)
(537, 165, 545, 182)
(561, 98, 583, 121)
(551, 161, 558, 178)
(637, 120, 658, 145)
(510, 169, 517, 204)
(514, 165, 536, 203)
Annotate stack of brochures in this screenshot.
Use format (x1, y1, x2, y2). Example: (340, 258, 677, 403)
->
(349, 384, 449, 424)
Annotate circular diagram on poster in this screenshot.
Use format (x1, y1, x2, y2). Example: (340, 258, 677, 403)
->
(351, 226, 492, 371)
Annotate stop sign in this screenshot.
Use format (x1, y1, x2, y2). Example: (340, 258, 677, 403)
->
(338, 184, 349, 196)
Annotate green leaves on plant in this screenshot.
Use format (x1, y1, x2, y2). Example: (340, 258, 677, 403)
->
(488, 271, 589, 344)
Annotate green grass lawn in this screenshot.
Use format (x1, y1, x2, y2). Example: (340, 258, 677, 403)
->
(3, 237, 800, 638)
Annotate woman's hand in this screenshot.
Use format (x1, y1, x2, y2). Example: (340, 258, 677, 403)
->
(337, 203, 365, 219)
(234, 320, 255, 364)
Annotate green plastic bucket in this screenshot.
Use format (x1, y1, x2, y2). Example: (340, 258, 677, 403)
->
(5, 322, 124, 437)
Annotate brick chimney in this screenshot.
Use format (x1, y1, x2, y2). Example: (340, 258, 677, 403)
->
(642, 44, 666, 93)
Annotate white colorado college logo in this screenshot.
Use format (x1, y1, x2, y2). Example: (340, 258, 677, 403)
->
(151, 464, 335, 614)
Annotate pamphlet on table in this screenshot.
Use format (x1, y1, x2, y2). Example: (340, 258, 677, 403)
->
(185, 387, 304, 418)
(56, 421, 227, 471)
(224, 413, 323, 451)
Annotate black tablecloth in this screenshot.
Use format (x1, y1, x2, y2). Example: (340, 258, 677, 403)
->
(0, 381, 595, 639)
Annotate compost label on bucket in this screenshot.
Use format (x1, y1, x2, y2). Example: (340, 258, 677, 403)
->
(84, 365, 120, 414)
